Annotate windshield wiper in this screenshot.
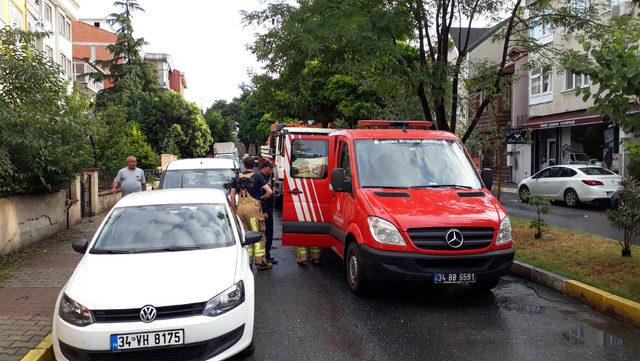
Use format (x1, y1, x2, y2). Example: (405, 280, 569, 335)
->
(131, 246, 203, 253)
(91, 249, 134, 254)
(410, 184, 474, 189)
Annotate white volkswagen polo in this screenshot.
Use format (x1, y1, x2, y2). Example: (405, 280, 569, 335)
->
(52, 189, 260, 361)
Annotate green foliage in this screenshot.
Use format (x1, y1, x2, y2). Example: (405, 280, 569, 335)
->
(237, 89, 268, 148)
(527, 194, 552, 239)
(565, 16, 640, 179)
(607, 179, 640, 257)
(203, 108, 236, 144)
(0, 27, 90, 196)
(138, 90, 212, 158)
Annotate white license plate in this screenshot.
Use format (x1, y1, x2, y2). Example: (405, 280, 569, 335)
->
(433, 272, 476, 284)
(111, 330, 184, 351)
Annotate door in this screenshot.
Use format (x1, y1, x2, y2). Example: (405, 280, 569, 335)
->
(529, 167, 556, 196)
(547, 139, 557, 167)
(281, 132, 335, 247)
(329, 139, 355, 256)
(547, 166, 575, 199)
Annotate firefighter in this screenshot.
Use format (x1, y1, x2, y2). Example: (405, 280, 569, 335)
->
(230, 157, 273, 270)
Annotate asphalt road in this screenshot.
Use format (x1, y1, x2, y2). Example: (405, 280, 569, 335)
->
(497, 191, 635, 244)
(240, 213, 640, 361)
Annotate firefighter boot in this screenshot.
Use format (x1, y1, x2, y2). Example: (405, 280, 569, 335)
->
(310, 247, 321, 265)
(296, 247, 309, 266)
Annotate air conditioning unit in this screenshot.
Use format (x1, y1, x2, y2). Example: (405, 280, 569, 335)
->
(612, 1, 632, 17)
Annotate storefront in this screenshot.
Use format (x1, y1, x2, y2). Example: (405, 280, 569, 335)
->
(511, 110, 620, 181)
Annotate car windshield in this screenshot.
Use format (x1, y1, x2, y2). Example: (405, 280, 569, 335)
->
(91, 204, 234, 254)
(580, 167, 615, 176)
(163, 169, 236, 190)
(354, 139, 482, 189)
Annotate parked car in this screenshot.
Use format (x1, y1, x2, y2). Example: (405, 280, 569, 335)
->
(518, 165, 622, 207)
(159, 158, 238, 191)
(52, 189, 260, 361)
(281, 120, 514, 294)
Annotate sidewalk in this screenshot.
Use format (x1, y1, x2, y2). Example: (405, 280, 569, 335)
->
(0, 216, 104, 361)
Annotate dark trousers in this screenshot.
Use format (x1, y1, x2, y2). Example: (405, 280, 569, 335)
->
(265, 208, 274, 258)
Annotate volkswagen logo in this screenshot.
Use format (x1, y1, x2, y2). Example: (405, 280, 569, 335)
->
(445, 229, 464, 249)
(139, 305, 157, 323)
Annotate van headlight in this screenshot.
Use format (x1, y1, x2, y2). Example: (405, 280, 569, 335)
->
(367, 217, 406, 246)
(59, 294, 94, 327)
(203, 281, 245, 317)
(496, 217, 512, 245)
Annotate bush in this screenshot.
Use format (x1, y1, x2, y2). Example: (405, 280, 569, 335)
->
(0, 28, 90, 197)
(528, 194, 552, 239)
(607, 179, 640, 257)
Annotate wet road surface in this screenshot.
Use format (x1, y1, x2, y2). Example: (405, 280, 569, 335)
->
(240, 213, 640, 361)
(498, 192, 637, 245)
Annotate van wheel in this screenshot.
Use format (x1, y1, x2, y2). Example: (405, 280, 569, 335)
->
(472, 278, 500, 292)
(564, 189, 579, 208)
(346, 242, 369, 295)
(519, 186, 530, 203)
(236, 340, 255, 358)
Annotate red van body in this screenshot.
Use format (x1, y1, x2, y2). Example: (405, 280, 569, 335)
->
(281, 122, 514, 293)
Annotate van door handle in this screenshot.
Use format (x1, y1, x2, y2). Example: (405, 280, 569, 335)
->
(289, 188, 302, 195)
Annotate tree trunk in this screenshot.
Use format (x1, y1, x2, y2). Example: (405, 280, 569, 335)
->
(622, 233, 632, 257)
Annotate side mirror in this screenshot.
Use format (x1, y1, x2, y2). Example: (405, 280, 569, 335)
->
(72, 238, 89, 254)
(481, 168, 494, 190)
(242, 231, 262, 246)
(331, 168, 346, 192)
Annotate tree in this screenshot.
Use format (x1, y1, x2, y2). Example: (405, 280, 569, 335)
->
(565, 15, 640, 178)
(139, 90, 212, 158)
(607, 179, 640, 257)
(0, 28, 90, 196)
(528, 195, 552, 239)
(244, 0, 600, 141)
(203, 107, 236, 144)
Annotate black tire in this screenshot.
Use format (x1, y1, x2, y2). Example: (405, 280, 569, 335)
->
(236, 340, 255, 359)
(564, 188, 579, 208)
(519, 186, 530, 203)
(472, 278, 500, 292)
(345, 242, 369, 295)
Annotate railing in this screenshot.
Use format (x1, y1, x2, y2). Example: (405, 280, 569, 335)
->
(73, 61, 104, 93)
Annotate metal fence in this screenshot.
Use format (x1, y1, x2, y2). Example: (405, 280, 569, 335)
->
(98, 169, 162, 191)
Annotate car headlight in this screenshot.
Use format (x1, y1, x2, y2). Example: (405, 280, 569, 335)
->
(59, 294, 94, 327)
(367, 216, 406, 246)
(496, 217, 512, 245)
(203, 281, 245, 317)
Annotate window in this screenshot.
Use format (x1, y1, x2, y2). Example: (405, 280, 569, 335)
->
(60, 54, 67, 73)
(530, 20, 553, 44)
(580, 167, 615, 175)
(535, 167, 558, 179)
(45, 46, 53, 59)
(557, 167, 577, 177)
(44, 4, 53, 23)
(162, 169, 236, 190)
(65, 21, 71, 38)
(291, 139, 329, 179)
(338, 142, 351, 180)
(565, 56, 589, 91)
(58, 14, 65, 36)
(568, 0, 589, 11)
(10, 3, 23, 28)
(530, 68, 553, 104)
(66, 59, 72, 76)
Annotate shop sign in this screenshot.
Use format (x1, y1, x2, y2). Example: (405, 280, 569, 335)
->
(506, 129, 528, 144)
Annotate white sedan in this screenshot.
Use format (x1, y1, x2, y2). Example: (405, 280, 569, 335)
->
(53, 189, 260, 361)
(518, 165, 621, 207)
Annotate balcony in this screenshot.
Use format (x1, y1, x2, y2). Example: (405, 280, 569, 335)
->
(73, 61, 105, 95)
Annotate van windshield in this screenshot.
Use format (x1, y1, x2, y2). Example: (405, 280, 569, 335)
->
(162, 169, 236, 190)
(354, 139, 482, 189)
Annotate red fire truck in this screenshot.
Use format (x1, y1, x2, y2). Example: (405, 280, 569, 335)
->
(281, 120, 514, 294)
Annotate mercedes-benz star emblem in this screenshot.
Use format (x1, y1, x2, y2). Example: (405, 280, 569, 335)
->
(445, 229, 464, 249)
(140, 305, 157, 323)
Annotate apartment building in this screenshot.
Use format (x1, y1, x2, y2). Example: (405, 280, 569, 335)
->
(457, 0, 636, 183)
(72, 19, 117, 95)
(1, 0, 27, 29)
(144, 52, 188, 95)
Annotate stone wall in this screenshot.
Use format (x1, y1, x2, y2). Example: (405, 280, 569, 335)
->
(97, 190, 122, 215)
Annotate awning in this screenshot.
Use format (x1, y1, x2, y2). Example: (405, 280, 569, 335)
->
(518, 110, 603, 130)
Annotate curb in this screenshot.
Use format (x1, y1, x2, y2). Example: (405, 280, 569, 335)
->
(19, 333, 54, 361)
(511, 260, 640, 328)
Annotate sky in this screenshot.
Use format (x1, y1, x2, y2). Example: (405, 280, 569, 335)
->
(78, 0, 266, 109)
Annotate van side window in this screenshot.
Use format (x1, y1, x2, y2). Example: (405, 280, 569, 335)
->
(339, 142, 351, 180)
(291, 139, 329, 179)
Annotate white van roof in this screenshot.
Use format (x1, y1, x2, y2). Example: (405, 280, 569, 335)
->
(164, 158, 237, 171)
